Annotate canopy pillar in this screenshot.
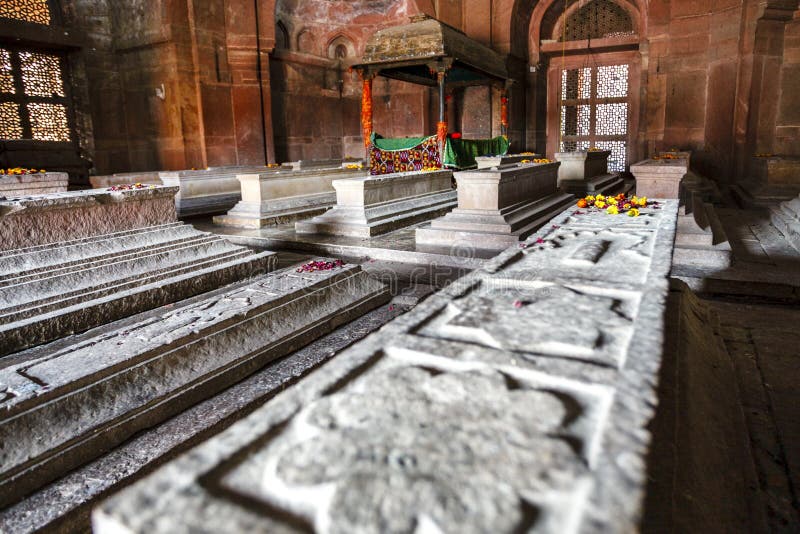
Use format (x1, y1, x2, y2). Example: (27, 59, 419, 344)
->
(436, 70, 447, 159)
(359, 71, 375, 151)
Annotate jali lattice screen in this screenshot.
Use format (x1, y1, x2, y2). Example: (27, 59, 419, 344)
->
(561, 0, 634, 41)
(0, 46, 72, 142)
(0, 0, 51, 25)
(560, 63, 630, 172)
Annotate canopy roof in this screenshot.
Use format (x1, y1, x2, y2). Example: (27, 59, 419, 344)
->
(351, 15, 509, 86)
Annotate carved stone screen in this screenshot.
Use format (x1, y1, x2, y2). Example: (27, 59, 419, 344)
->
(560, 63, 630, 172)
(0, 46, 72, 142)
(560, 0, 634, 41)
(0, 0, 51, 26)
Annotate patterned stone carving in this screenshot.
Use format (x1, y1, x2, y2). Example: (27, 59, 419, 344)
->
(94, 200, 679, 534)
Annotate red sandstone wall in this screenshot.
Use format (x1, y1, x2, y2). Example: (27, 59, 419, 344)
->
(70, 0, 799, 184)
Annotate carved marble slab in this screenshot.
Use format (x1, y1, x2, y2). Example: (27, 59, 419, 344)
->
(0, 262, 390, 507)
(94, 200, 678, 534)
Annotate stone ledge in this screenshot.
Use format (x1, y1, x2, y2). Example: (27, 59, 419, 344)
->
(0, 172, 68, 197)
(0, 186, 179, 252)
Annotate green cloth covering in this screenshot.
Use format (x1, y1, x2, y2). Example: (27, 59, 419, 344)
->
(370, 133, 431, 151)
(443, 136, 510, 169)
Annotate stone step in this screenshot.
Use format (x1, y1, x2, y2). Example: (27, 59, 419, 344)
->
(0, 226, 277, 356)
(0, 239, 252, 319)
(0, 223, 197, 280)
(0, 231, 219, 288)
(0, 262, 390, 507)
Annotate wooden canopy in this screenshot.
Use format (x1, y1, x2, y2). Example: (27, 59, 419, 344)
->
(351, 15, 509, 86)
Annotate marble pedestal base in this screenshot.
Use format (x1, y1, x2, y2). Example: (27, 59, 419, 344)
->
(296, 170, 457, 237)
(555, 150, 610, 186)
(631, 158, 688, 198)
(213, 168, 366, 228)
(416, 162, 572, 250)
(416, 193, 575, 250)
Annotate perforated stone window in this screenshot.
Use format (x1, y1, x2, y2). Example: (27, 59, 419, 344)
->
(0, 46, 73, 142)
(560, 63, 630, 171)
(0, 0, 52, 26)
(560, 0, 634, 42)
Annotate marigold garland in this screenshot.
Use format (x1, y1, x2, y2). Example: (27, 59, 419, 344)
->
(575, 193, 652, 216)
(1, 168, 46, 175)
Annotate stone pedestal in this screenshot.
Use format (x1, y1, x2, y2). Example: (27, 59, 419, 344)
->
(416, 162, 574, 250)
(0, 186, 178, 251)
(89, 171, 161, 189)
(0, 172, 68, 197)
(555, 150, 610, 184)
(158, 166, 271, 217)
(475, 153, 541, 169)
(630, 158, 688, 198)
(213, 168, 367, 228)
(295, 169, 457, 237)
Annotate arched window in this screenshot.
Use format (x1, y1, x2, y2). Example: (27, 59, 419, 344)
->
(327, 35, 355, 60)
(560, 0, 634, 41)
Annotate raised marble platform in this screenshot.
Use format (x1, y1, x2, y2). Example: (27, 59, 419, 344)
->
(770, 194, 800, 253)
(88, 171, 161, 189)
(555, 150, 610, 184)
(731, 156, 800, 208)
(0, 222, 276, 356)
(0, 172, 69, 197)
(0, 261, 389, 507)
(95, 199, 679, 534)
(416, 162, 574, 250)
(631, 158, 689, 198)
(475, 153, 541, 169)
(295, 169, 457, 237)
(0, 186, 178, 252)
(212, 167, 367, 228)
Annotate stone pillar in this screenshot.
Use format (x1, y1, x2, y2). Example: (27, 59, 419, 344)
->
(436, 71, 447, 158)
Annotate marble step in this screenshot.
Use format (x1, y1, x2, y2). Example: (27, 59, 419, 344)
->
(417, 193, 575, 250)
(0, 233, 220, 288)
(0, 228, 277, 356)
(0, 223, 200, 280)
(0, 262, 390, 507)
(0, 232, 248, 306)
